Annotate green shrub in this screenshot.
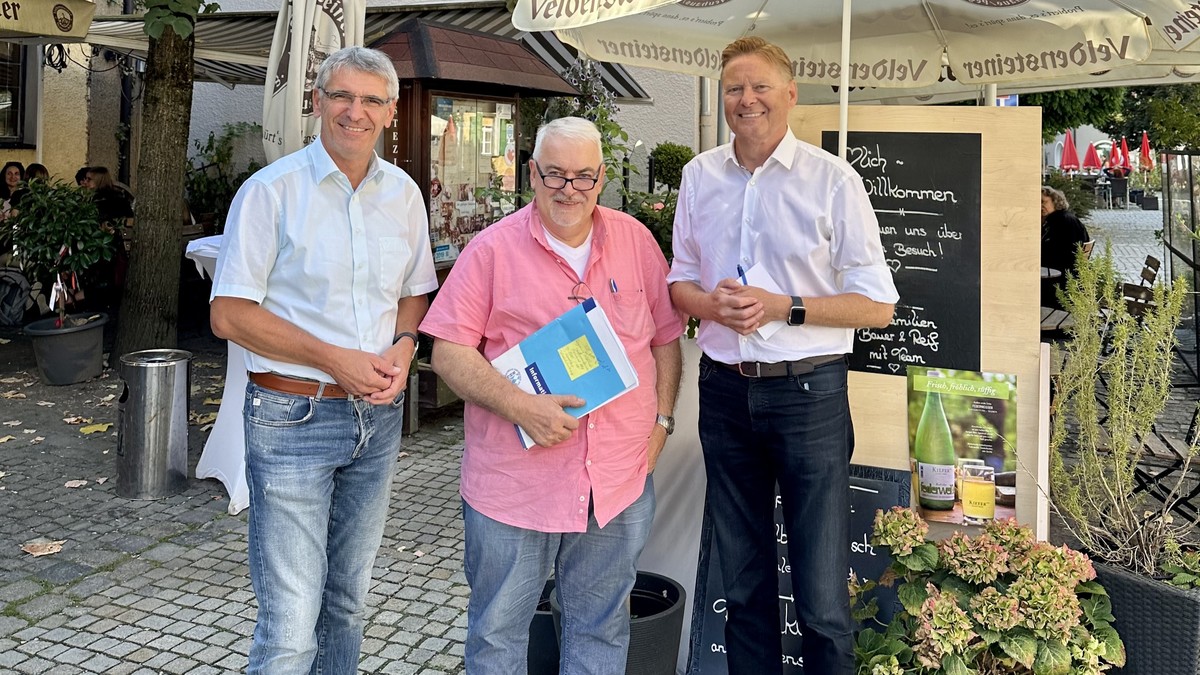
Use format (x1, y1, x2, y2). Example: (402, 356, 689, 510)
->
(649, 142, 694, 192)
(1043, 171, 1096, 222)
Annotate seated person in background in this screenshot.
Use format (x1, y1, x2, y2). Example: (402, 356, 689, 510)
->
(8, 163, 49, 213)
(0, 161, 24, 219)
(1041, 185, 1089, 310)
(82, 166, 134, 309)
(75, 166, 91, 187)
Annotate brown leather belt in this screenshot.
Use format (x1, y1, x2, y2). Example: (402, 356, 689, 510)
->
(249, 372, 354, 399)
(705, 353, 845, 378)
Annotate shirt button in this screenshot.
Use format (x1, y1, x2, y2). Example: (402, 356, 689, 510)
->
(744, 217, 751, 224)
(579, 495, 586, 502)
(586, 460, 592, 466)
(588, 423, 595, 429)
(579, 509, 584, 514)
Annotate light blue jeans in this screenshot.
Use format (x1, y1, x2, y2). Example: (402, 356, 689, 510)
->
(243, 383, 403, 675)
(462, 476, 655, 675)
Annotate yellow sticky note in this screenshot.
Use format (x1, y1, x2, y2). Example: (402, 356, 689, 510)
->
(558, 336, 599, 380)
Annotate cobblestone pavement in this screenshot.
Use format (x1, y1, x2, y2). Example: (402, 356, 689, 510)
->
(0, 204, 1194, 674)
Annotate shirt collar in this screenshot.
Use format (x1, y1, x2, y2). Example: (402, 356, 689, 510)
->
(308, 136, 384, 187)
(721, 128, 799, 173)
(525, 200, 608, 253)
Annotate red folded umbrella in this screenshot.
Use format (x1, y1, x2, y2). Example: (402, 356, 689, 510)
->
(1120, 136, 1132, 170)
(1060, 131, 1080, 171)
(1082, 142, 1102, 171)
(1106, 141, 1120, 169)
(1140, 131, 1154, 171)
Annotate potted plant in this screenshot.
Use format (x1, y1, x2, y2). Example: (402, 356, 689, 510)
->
(9, 178, 112, 385)
(1049, 246, 1200, 673)
(855, 507, 1123, 674)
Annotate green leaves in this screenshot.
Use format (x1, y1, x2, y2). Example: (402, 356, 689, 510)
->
(899, 543, 939, 572)
(1033, 640, 1071, 675)
(897, 581, 929, 615)
(998, 628, 1037, 667)
(142, 0, 199, 40)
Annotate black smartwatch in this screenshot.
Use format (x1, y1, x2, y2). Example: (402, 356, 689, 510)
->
(787, 296, 807, 326)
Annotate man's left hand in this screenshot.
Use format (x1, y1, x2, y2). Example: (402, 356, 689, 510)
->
(647, 425, 668, 473)
(364, 343, 414, 405)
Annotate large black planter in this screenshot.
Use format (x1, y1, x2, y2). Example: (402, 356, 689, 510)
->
(1096, 561, 1200, 674)
(24, 313, 108, 385)
(550, 571, 686, 675)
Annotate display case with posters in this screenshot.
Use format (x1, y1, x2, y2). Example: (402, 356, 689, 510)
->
(428, 96, 516, 265)
(1162, 151, 1199, 382)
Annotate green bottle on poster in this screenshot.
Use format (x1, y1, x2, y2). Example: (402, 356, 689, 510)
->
(915, 371, 956, 510)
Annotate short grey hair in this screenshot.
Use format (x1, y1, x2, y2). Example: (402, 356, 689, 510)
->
(532, 117, 602, 163)
(1041, 185, 1069, 212)
(314, 46, 399, 100)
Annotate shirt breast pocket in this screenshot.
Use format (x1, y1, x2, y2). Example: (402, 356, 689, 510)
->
(379, 237, 410, 297)
(610, 289, 653, 338)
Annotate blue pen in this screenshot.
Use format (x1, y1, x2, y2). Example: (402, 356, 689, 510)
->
(610, 278, 618, 293)
(736, 264, 747, 285)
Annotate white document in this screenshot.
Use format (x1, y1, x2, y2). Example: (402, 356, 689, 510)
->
(741, 263, 787, 340)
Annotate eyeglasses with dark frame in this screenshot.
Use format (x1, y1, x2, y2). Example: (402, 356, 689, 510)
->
(318, 87, 393, 110)
(534, 161, 600, 191)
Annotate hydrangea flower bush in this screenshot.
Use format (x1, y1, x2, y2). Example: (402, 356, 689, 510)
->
(854, 507, 1124, 675)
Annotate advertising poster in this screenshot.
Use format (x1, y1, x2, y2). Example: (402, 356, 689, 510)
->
(908, 366, 1017, 525)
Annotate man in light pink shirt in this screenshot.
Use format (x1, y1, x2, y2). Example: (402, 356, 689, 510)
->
(420, 117, 683, 674)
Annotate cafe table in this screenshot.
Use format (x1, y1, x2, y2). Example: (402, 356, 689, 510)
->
(184, 235, 250, 515)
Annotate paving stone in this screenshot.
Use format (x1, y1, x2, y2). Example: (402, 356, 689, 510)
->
(0, 615, 29, 637)
(0, 579, 45, 604)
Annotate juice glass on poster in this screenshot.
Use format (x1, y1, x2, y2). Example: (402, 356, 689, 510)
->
(955, 458, 985, 499)
(961, 464, 996, 525)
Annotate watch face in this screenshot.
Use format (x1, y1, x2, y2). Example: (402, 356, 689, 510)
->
(789, 298, 806, 326)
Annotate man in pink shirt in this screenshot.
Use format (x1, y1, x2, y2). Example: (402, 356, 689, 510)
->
(420, 116, 683, 673)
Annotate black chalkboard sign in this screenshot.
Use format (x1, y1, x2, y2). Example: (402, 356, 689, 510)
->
(820, 131, 982, 375)
(687, 465, 911, 674)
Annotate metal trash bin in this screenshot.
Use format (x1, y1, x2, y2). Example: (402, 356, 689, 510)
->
(116, 349, 192, 499)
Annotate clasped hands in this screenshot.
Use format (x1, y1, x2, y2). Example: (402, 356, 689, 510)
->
(710, 277, 773, 335)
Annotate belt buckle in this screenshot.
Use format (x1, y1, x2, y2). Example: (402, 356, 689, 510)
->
(737, 362, 762, 377)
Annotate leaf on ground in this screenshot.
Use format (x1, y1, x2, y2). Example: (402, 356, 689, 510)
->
(398, 451, 409, 459)
(2, 420, 21, 426)
(202, 397, 222, 406)
(62, 416, 92, 425)
(0, 390, 25, 399)
(80, 423, 113, 434)
(200, 423, 214, 432)
(0, 338, 8, 345)
(36, 401, 55, 407)
(64, 479, 88, 488)
(190, 386, 202, 396)
(413, 550, 425, 557)
(194, 360, 220, 369)
(106, 384, 119, 389)
(30, 436, 44, 444)
(0, 377, 27, 384)
(0, 436, 15, 444)
(96, 477, 108, 484)
(22, 429, 34, 434)
(0, 470, 6, 478)
(21, 538, 65, 557)
(189, 412, 217, 425)
(99, 394, 115, 402)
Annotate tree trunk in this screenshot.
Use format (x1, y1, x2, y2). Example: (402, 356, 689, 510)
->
(114, 26, 195, 359)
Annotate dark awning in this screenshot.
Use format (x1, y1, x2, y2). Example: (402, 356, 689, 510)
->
(373, 18, 579, 97)
(83, 2, 649, 100)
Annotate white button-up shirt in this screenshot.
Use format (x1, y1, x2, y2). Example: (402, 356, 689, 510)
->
(211, 136, 438, 382)
(668, 130, 898, 363)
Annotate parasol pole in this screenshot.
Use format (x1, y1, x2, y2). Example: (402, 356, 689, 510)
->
(838, 0, 851, 159)
(984, 83, 997, 106)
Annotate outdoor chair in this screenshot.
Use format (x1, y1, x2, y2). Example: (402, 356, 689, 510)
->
(1139, 255, 1160, 287)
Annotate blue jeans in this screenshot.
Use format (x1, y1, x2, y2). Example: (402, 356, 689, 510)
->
(243, 383, 404, 675)
(462, 477, 655, 675)
(698, 355, 854, 675)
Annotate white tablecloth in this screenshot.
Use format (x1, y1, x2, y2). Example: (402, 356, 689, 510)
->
(185, 235, 250, 515)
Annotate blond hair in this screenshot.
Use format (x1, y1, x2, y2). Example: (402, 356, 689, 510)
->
(721, 37, 793, 81)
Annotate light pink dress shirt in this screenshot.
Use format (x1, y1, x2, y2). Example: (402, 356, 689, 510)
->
(420, 202, 684, 532)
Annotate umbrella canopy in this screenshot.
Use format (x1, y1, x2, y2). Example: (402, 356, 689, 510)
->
(515, 0, 1200, 92)
(0, 0, 94, 40)
(1140, 131, 1154, 170)
(1119, 136, 1133, 170)
(1082, 143, 1103, 171)
(1106, 141, 1121, 169)
(262, 0, 366, 163)
(1060, 131, 1080, 171)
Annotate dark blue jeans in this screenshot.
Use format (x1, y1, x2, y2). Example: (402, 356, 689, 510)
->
(698, 355, 854, 675)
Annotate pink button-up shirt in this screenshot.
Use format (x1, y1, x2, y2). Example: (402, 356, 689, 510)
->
(420, 203, 684, 532)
